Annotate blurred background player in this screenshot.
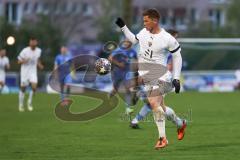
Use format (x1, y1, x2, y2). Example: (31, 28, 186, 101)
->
(108, 40, 138, 114)
(130, 29, 186, 141)
(0, 49, 10, 93)
(17, 37, 44, 112)
(116, 9, 186, 149)
(53, 46, 74, 105)
(235, 69, 240, 90)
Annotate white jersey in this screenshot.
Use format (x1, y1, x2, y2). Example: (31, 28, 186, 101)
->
(136, 28, 180, 66)
(0, 56, 9, 73)
(18, 47, 41, 75)
(235, 70, 240, 82)
(0, 56, 9, 82)
(121, 26, 182, 80)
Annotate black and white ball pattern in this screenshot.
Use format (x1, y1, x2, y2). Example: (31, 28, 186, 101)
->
(94, 58, 111, 75)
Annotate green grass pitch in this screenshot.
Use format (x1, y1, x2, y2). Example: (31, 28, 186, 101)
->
(0, 92, 240, 160)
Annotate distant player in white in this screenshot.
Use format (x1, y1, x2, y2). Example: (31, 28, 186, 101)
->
(115, 9, 186, 149)
(0, 49, 10, 93)
(235, 69, 240, 90)
(17, 37, 44, 112)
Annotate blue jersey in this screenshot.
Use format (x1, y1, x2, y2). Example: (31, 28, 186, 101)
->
(54, 53, 73, 83)
(111, 48, 137, 73)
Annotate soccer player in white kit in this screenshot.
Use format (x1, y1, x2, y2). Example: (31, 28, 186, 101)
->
(130, 29, 187, 141)
(17, 37, 44, 112)
(115, 9, 185, 149)
(0, 49, 10, 93)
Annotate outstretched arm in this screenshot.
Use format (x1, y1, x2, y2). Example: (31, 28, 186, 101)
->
(115, 18, 138, 45)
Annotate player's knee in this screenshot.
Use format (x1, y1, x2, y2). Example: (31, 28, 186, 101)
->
(32, 88, 37, 92)
(148, 100, 158, 110)
(20, 87, 26, 92)
(31, 83, 37, 92)
(31, 86, 37, 92)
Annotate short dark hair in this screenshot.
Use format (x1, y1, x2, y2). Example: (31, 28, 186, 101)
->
(143, 8, 160, 21)
(29, 36, 37, 40)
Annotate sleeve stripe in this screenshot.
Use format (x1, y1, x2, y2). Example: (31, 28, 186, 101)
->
(135, 35, 139, 41)
(169, 45, 181, 53)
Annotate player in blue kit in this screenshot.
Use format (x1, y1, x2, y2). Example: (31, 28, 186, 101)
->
(108, 40, 138, 114)
(53, 46, 74, 104)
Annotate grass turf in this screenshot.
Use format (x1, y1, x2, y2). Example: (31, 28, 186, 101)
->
(0, 92, 240, 160)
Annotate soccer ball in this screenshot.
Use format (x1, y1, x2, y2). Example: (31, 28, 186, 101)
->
(94, 58, 111, 75)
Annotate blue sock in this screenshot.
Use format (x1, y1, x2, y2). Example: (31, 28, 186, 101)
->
(133, 104, 151, 123)
(125, 92, 131, 108)
(60, 93, 65, 101)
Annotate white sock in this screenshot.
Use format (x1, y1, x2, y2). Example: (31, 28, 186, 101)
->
(165, 106, 183, 128)
(153, 106, 166, 138)
(28, 90, 34, 105)
(131, 118, 139, 124)
(19, 91, 25, 107)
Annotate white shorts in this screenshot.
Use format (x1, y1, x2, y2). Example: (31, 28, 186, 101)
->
(20, 72, 38, 86)
(142, 71, 173, 97)
(0, 71, 6, 83)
